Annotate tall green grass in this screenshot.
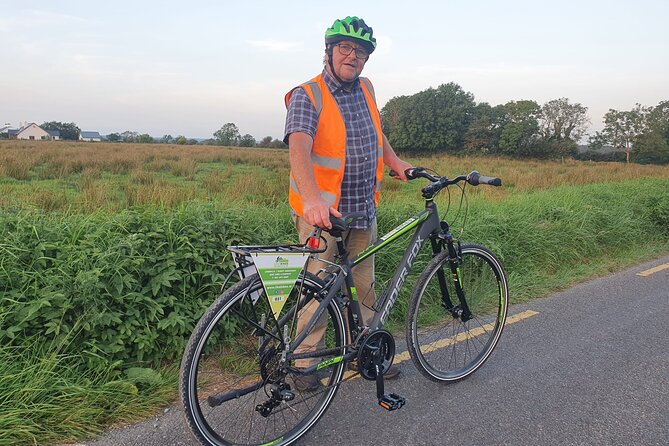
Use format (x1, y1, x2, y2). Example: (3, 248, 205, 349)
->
(0, 336, 176, 446)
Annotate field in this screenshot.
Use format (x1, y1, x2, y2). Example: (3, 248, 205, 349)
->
(3, 140, 669, 212)
(1, 140, 669, 445)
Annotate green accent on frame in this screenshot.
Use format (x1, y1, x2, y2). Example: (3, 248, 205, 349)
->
(352, 209, 430, 266)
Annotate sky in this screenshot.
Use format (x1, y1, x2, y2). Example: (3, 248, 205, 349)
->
(1, 0, 668, 141)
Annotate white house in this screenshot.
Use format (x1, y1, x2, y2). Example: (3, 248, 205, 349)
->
(13, 123, 58, 140)
(79, 131, 102, 142)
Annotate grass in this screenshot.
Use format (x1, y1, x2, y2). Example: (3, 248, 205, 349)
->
(1, 140, 669, 445)
(2, 140, 669, 212)
(0, 337, 177, 446)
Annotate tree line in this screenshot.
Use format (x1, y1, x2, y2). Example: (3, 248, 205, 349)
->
(380, 83, 669, 164)
(0, 121, 287, 149)
(5, 90, 667, 164)
(107, 124, 288, 148)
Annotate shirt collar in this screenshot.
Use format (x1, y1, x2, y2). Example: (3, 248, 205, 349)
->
(322, 69, 360, 94)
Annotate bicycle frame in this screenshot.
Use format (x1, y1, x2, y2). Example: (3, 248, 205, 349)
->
(288, 197, 465, 371)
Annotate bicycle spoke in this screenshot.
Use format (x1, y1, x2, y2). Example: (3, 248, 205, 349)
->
(181, 273, 346, 445)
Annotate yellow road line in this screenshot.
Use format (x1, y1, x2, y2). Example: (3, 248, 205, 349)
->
(637, 263, 669, 277)
(337, 309, 539, 381)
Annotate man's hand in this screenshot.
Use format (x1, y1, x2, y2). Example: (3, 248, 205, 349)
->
(301, 199, 342, 229)
(389, 159, 414, 181)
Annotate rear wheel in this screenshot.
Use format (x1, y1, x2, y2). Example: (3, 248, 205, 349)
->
(407, 243, 508, 382)
(180, 273, 346, 445)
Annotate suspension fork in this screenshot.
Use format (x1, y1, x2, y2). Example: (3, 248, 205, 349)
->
(432, 227, 472, 322)
(430, 236, 456, 312)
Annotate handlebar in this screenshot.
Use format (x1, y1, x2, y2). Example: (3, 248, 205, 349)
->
(390, 167, 502, 199)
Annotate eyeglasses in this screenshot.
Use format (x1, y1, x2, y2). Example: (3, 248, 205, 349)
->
(334, 43, 369, 60)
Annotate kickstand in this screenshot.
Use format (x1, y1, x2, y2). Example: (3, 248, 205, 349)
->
(374, 355, 405, 411)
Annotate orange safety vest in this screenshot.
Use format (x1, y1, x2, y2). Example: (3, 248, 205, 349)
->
(284, 74, 385, 217)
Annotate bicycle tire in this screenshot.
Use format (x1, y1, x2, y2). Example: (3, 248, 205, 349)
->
(406, 243, 509, 383)
(180, 272, 346, 446)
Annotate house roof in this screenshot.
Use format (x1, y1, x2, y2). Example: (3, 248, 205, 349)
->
(16, 123, 49, 137)
(46, 130, 60, 137)
(80, 131, 101, 138)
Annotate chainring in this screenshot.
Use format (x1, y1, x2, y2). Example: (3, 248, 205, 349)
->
(356, 330, 395, 380)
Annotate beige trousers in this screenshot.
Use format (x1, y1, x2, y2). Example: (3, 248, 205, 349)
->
(293, 215, 377, 368)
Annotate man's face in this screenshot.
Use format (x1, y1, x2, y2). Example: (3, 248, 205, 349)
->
(329, 40, 368, 82)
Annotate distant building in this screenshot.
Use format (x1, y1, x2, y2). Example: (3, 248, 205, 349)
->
(11, 123, 59, 140)
(79, 131, 102, 142)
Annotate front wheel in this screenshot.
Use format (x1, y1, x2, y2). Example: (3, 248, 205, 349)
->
(180, 272, 347, 446)
(407, 243, 509, 383)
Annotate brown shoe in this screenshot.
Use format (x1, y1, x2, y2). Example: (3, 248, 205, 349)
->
(292, 374, 322, 392)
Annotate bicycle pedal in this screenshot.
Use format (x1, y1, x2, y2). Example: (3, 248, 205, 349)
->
(378, 393, 406, 411)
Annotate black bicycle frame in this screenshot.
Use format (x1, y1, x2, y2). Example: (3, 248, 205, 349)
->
(353, 201, 441, 329)
(288, 198, 471, 372)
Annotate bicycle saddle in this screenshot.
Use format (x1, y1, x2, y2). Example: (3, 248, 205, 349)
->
(328, 212, 368, 233)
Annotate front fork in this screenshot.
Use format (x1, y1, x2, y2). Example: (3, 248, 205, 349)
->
(431, 223, 473, 322)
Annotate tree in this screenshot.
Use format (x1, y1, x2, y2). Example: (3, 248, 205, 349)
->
(214, 123, 241, 146)
(539, 98, 590, 142)
(257, 136, 274, 148)
(463, 103, 507, 154)
(120, 131, 139, 143)
(238, 134, 256, 147)
(382, 83, 476, 153)
(160, 134, 174, 144)
(380, 95, 408, 143)
(107, 132, 121, 142)
(633, 130, 669, 164)
(269, 138, 287, 148)
(40, 121, 81, 140)
(626, 101, 668, 164)
(175, 135, 188, 145)
(137, 134, 154, 144)
(498, 100, 542, 157)
(601, 104, 649, 163)
(538, 98, 590, 158)
(647, 100, 669, 145)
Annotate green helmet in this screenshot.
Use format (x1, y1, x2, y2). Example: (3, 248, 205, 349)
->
(325, 16, 376, 54)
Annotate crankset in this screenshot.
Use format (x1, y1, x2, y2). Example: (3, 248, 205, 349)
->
(356, 329, 406, 411)
(357, 330, 395, 380)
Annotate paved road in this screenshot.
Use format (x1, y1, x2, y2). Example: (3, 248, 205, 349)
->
(85, 255, 669, 446)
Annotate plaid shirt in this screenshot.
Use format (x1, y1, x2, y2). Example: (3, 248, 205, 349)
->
(284, 70, 379, 229)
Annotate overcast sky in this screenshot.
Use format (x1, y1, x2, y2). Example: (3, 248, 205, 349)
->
(2, 0, 668, 140)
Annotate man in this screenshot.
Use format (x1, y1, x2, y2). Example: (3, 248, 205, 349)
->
(284, 16, 412, 391)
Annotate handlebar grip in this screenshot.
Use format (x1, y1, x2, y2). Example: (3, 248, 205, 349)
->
(478, 175, 502, 187)
(468, 171, 502, 187)
(390, 167, 423, 180)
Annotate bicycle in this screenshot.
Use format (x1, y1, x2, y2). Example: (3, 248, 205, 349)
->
(179, 167, 509, 446)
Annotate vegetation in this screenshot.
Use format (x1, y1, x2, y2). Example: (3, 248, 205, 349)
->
(381, 85, 668, 163)
(40, 121, 81, 140)
(1, 140, 669, 445)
